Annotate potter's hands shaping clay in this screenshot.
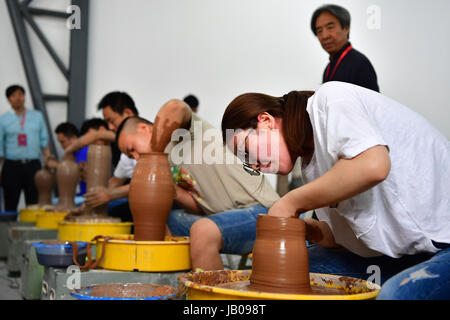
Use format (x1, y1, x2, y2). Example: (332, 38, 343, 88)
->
(84, 185, 129, 208)
(267, 196, 299, 218)
(45, 156, 59, 171)
(268, 196, 339, 248)
(149, 99, 192, 152)
(84, 187, 111, 208)
(64, 130, 115, 157)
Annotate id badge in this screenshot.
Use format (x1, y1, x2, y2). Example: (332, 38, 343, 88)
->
(18, 133, 27, 146)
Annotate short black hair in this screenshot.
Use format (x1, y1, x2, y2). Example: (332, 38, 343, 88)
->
(55, 122, 79, 138)
(311, 4, 351, 37)
(97, 91, 139, 116)
(5, 85, 25, 98)
(183, 94, 199, 109)
(80, 118, 109, 136)
(115, 116, 153, 147)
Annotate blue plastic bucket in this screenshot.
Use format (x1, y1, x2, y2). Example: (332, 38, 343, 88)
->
(0, 211, 18, 222)
(32, 241, 88, 267)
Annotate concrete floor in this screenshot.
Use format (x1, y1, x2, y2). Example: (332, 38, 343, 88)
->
(0, 259, 22, 300)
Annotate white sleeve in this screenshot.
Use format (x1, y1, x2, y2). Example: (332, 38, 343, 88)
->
(113, 154, 136, 179)
(323, 99, 388, 159)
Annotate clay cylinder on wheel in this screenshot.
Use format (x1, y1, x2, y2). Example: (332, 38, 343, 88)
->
(35, 168, 55, 206)
(85, 145, 112, 216)
(56, 158, 80, 211)
(250, 214, 311, 294)
(128, 152, 174, 241)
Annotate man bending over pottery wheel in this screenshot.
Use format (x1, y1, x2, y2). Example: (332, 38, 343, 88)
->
(115, 99, 280, 271)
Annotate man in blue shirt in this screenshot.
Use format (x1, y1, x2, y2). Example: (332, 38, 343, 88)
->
(0, 85, 51, 211)
(49, 122, 88, 195)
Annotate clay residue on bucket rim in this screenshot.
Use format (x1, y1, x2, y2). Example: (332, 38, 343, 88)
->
(40, 240, 68, 246)
(63, 216, 122, 223)
(186, 270, 251, 286)
(87, 283, 175, 298)
(178, 271, 377, 297)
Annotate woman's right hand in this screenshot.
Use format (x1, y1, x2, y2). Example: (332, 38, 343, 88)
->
(267, 194, 300, 218)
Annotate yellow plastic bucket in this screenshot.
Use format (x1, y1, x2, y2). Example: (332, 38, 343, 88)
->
(178, 270, 380, 300)
(95, 235, 191, 272)
(35, 212, 67, 229)
(58, 221, 133, 242)
(19, 208, 46, 222)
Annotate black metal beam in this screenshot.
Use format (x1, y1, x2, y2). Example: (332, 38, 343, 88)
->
(6, 0, 90, 154)
(67, 0, 89, 129)
(43, 94, 69, 102)
(5, 0, 57, 155)
(20, 6, 70, 80)
(21, 0, 33, 6)
(27, 7, 70, 19)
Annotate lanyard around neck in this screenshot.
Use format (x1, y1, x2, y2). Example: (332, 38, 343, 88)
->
(20, 109, 26, 130)
(325, 45, 353, 81)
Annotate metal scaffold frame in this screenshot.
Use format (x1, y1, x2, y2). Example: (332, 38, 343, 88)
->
(5, 0, 89, 155)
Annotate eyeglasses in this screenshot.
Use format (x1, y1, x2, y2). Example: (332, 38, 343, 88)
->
(237, 129, 261, 176)
(243, 161, 260, 176)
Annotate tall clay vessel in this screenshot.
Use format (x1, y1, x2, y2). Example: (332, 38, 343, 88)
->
(129, 152, 174, 241)
(34, 168, 55, 206)
(56, 158, 80, 211)
(84, 145, 112, 216)
(250, 214, 311, 294)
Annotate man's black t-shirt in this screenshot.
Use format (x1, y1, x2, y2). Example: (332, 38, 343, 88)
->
(322, 42, 379, 92)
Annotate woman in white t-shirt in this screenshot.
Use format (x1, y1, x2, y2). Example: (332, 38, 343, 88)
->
(221, 81, 450, 299)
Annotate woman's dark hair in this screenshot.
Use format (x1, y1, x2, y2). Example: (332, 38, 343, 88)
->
(5, 85, 25, 98)
(221, 91, 315, 167)
(97, 91, 139, 116)
(311, 4, 351, 38)
(183, 94, 199, 109)
(55, 122, 79, 137)
(80, 118, 109, 136)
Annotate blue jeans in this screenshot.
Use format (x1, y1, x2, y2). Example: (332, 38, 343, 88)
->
(377, 248, 450, 300)
(167, 205, 268, 255)
(307, 244, 450, 299)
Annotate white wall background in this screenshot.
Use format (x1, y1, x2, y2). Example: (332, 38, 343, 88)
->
(1, 0, 449, 183)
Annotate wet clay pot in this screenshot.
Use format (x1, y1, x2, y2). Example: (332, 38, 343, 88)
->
(56, 158, 80, 211)
(84, 145, 111, 216)
(35, 168, 55, 206)
(250, 214, 311, 294)
(129, 152, 174, 241)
